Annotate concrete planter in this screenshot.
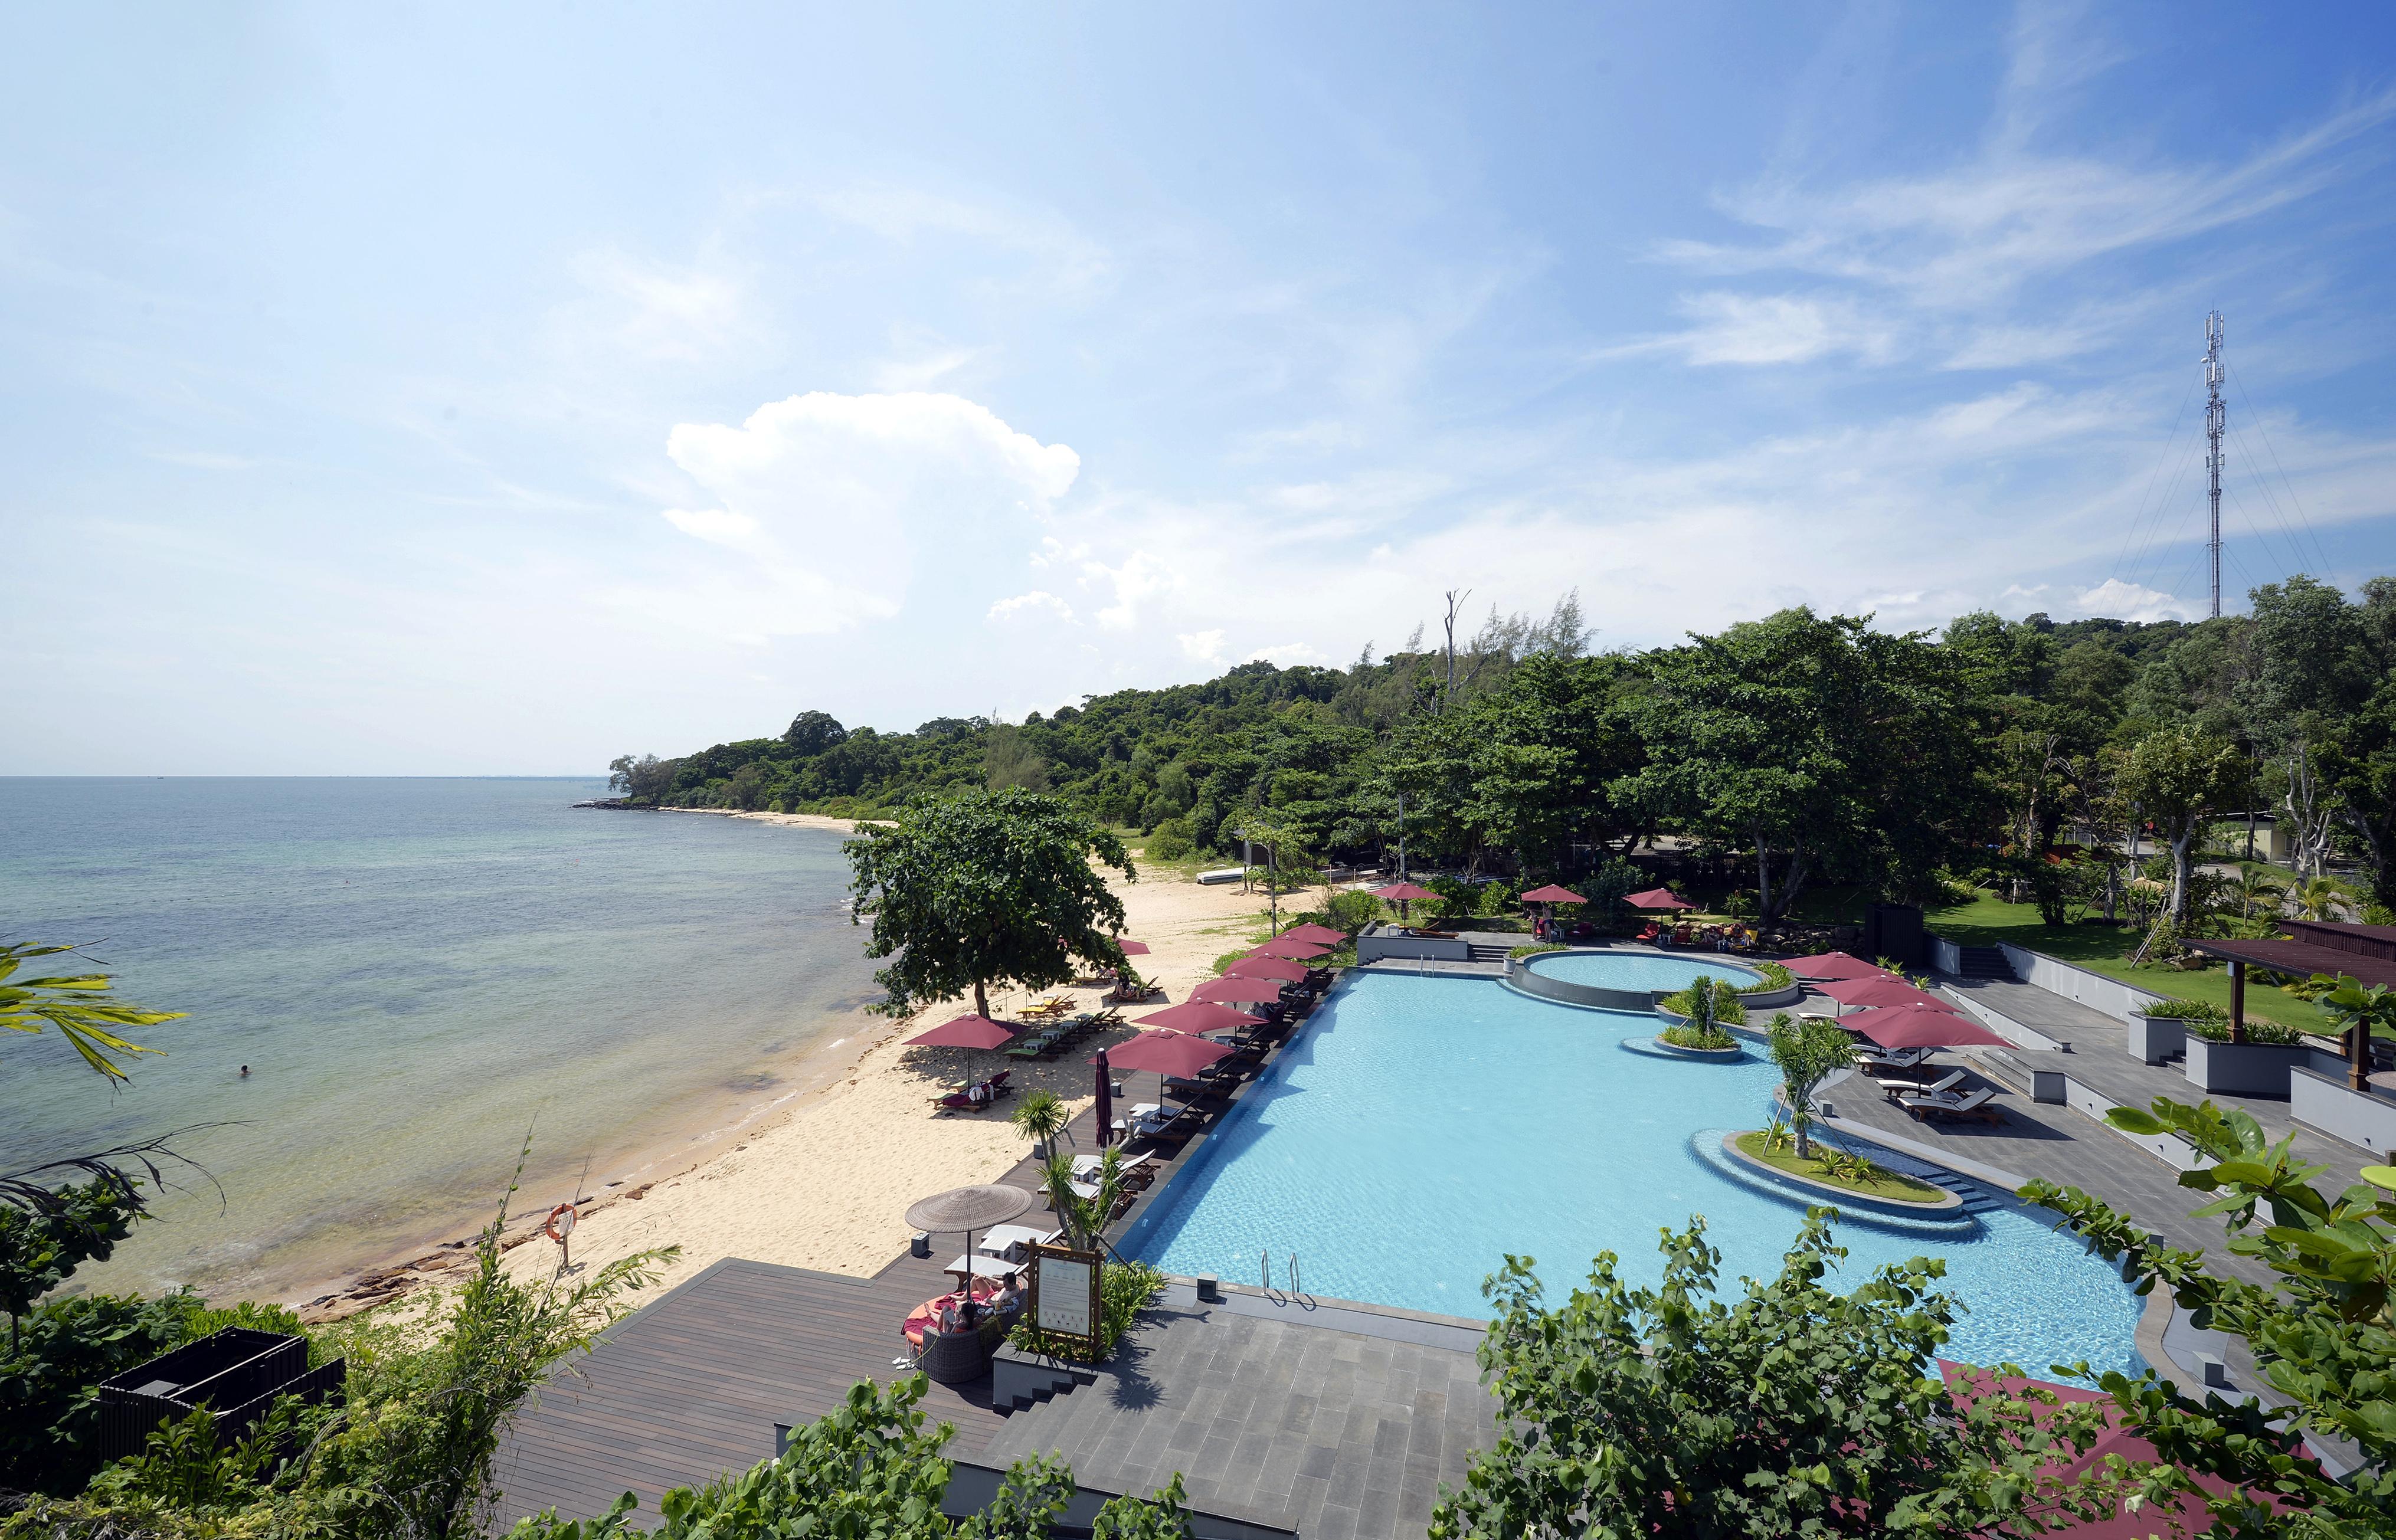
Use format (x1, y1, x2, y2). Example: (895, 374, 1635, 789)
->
(2183, 1037, 2315, 1097)
(1717, 1133, 1962, 1214)
(2290, 1067, 2396, 1156)
(2126, 1014, 2189, 1066)
(1649, 1033, 1743, 1060)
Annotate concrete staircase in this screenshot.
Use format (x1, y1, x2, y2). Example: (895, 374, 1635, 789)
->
(1956, 945, 2015, 980)
(1465, 942, 1514, 964)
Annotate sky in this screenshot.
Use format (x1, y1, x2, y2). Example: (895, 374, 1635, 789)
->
(5, 2, 2395, 774)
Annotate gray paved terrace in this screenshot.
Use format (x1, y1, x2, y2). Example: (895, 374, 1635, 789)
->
(981, 1294, 1492, 1540)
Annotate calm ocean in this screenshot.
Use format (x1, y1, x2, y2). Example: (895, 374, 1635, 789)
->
(1, 778, 879, 1302)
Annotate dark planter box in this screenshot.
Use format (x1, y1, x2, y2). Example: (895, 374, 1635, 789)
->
(97, 1328, 345, 1462)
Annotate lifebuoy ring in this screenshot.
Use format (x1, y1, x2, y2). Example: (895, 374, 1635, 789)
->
(544, 1203, 578, 1243)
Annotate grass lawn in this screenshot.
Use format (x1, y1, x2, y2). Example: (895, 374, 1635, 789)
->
(1731, 1132, 1947, 1204)
(1921, 894, 2337, 1036)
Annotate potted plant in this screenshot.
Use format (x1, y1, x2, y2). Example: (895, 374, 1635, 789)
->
(2127, 997, 2217, 1064)
(1010, 1088, 1069, 1161)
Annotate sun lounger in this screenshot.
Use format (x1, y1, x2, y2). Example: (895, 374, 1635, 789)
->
(1873, 1067, 1965, 1098)
(1855, 1044, 1932, 1072)
(1894, 1085, 2002, 1123)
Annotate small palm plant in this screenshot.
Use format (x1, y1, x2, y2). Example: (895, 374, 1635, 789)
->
(2233, 863, 2288, 919)
(2292, 877, 2349, 923)
(1010, 1089, 1070, 1159)
(1040, 1147, 1131, 1251)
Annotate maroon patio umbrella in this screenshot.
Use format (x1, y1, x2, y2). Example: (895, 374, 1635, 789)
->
(1779, 951, 1887, 981)
(1115, 939, 1151, 955)
(1227, 955, 1309, 984)
(1103, 1027, 1236, 1109)
(1192, 976, 1286, 1005)
(1851, 1005, 2009, 1050)
(1520, 884, 1585, 904)
(1093, 1047, 1112, 1147)
(904, 1014, 1019, 1050)
(1250, 935, 1330, 960)
(1623, 887, 1695, 910)
(1277, 923, 1347, 945)
(1372, 880, 1439, 925)
(1818, 975, 1958, 1014)
(1136, 1000, 1265, 1035)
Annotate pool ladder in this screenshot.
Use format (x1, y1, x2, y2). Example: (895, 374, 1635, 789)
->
(1261, 1250, 1302, 1295)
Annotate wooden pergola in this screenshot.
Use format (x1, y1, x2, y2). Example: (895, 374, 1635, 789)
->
(2181, 919, 2396, 1091)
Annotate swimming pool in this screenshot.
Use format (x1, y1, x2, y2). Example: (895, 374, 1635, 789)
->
(1124, 972, 2143, 1375)
(1524, 950, 1760, 994)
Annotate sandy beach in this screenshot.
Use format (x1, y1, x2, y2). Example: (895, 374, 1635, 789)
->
(298, 830, 1284, 1319)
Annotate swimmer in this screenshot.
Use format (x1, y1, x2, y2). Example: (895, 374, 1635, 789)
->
(239, 1064, 250, 1077)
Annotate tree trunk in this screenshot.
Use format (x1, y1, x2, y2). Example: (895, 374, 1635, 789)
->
(975, 979, 990, 1020)
(2169, 828, 2194, 924)
(1756, 840, 1773, 924)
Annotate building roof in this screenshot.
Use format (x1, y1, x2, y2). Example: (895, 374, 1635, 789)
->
(2181, 933, 2396, 990)
(2280, 918, 2396, 961)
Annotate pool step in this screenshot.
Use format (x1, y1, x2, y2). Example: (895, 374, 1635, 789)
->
(1465, 943, 1514, 963)
(1912, 1170, 2007, 1215)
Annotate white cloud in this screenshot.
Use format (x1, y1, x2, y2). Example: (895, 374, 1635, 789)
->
(2073, 578, 2204, 622)
(1177, 628, 1227, 663)
(988, 589, 1075, 623)
(1082, 549, 1168, 630)
(617, 391, 1080, 641)
(1246, 641, 1321, 665)
(565, 247, 749, 363)
(1665, 293, 1900, 366)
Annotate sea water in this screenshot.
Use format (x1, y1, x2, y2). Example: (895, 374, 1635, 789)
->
(1, 778, 876, 1301)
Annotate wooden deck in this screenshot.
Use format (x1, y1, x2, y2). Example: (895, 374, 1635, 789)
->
(493, 1043, 1253, 1526)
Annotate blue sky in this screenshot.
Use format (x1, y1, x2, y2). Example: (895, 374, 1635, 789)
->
(5, 2, 2394, 774)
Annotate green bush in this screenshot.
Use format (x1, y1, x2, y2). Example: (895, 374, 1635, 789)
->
(1009, 1260, 1166, 1362)
(2186, 1017, 2303, 1046)
(1143, 817, 1194, 861)
(1659, 1021, 1736, 1051)
(1738, 962, 1795, 995)
(1323, 889, 1379, 933)
(1510, 943, 1567, 961)
(1659, 979, 1747, 1026)
(2133, 997, 2227, 1022)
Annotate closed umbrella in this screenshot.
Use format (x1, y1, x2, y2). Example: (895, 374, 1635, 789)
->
(905, 1014, 1019, 1050)
(1093, 1047, 1112, 1148)
(1249, 935, 1330, 960)
(1192, 976, 1286, 1005)
(1851, 1006, 2010, 1050)
(1227, 955, 1308, 984)
(1819, 975, 1958, 1014)
(1136, 1000, 1264, 1034)
(1779, 951, 1886, 981)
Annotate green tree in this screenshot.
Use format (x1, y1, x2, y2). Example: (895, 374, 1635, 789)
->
(2110, 726, 2246, 928)
(1428, 1217, 2115, 1539)
(605, 753, 677, 804)
(2025, 1099, 2396, 1534)
(1451, 652, 1641, 873)
(1010, 1088, 1071, 1156)
(846, 788, 1132, 1020)
(1616, 609, 1977, 922)
(0, 1177, 141, 1352)
(1230, 808, 1319, 936)
(1766, 1012, 1854, 1160)
(2, 940, 180, 1083)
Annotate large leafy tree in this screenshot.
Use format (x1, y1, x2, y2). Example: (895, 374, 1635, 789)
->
(845, 788, 1133, 1020)
(1454, 652, 1642, 874)
(1429, 1217, 2118, 1539)
(1615, 608, 1978, 920)
(2109, 726, 2246, 927)
(2025, 1099, 2396, 1535)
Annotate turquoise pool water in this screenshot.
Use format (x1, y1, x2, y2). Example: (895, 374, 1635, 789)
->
(1125, 972, 2144, 1376)
(1525, 950, 1758, 992)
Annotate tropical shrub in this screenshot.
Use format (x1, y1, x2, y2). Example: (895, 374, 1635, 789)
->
(1737, 961, 1795, 995)
(2131, 996, 2226, 1022)
(1008, 1260, 1166, 1362)
(1508, 943, 1566, 961)
(1659, 1021, 1735, 1051)
(1658, 979, 1745, 1026)
(2185, 1017, 2303, 1046)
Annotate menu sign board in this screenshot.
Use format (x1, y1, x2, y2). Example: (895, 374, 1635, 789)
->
(1028, 1243, 1102, 1356)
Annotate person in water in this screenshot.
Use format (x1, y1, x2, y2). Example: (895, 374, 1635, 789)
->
(239, 1065, 250, 1077)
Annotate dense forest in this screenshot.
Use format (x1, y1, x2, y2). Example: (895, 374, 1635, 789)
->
(611, 576, 2396, 918)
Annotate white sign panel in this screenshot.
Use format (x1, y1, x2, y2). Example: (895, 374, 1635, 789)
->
(1035, 1253, 1095, 1338)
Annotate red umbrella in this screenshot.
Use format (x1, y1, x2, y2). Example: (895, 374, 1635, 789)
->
(1520, 884, 1585, 904)
(1115, 939, 1151, 956)
(1249, 935, 1329, 960)
(1372, 882, 1439, 903)
(1779, 951, 1886, 981)
(1276, 923, 1347, 945)
(905, 1014, 1019, 1050)
(1193, 976, 1286, 1005)
(1623, 887, 1695, 911)
(1102, 1027, 1236, 1109)
(1136, 1000, 1264, 1034)
(1818, 975, 1957, 1013)
(1851, 1005, 2009, 1050)
(1227, 955, 1308, 984)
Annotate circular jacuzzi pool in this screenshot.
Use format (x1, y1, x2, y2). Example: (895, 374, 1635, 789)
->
(1524, 951, 1760, 994)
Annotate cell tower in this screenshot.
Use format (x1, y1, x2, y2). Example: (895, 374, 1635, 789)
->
(2204, 311, 2225, 619)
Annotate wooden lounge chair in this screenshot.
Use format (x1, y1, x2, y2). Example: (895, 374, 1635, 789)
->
(1895, 1085, 2002, 1123)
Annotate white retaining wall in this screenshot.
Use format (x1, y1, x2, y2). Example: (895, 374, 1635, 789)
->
(1996, 943, 2168, 1025)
